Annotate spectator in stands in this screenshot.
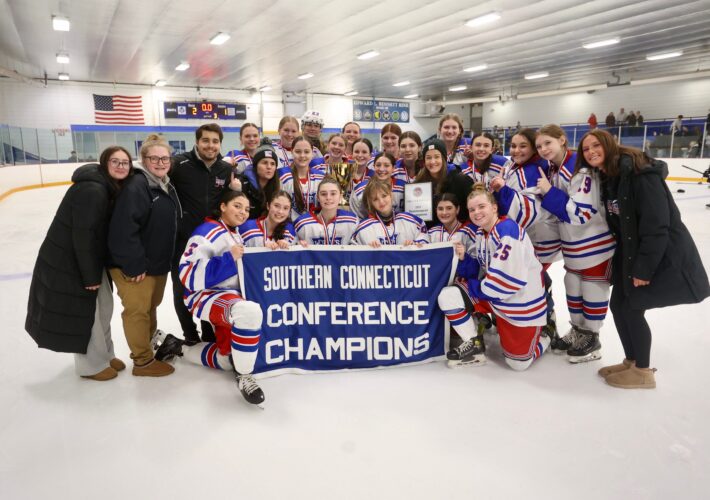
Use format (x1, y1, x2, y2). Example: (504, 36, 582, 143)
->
(636, 111, 644, 126)
(617, 108, 628, 124)
(626, 111, 637, 127)
(671, 115, 683, 135)
(605, 111, 616, 128)
(68, 151, 78, 162)
(587, 113, 598, 129)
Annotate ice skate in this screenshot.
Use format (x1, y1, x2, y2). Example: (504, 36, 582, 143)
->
(235, 372, 266, 408)
(542, 315, 560, 350)
(475, 313, 496, 335)
(155, 333, 184, 362)
(447, 335, 486, 367)
(553, 325, 580, 354)
(150, 329, 167, 350)
(567, 329, 602, 363)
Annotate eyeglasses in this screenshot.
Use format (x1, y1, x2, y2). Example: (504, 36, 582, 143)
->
(146, 155, 171, 164)
(109, 158, 131, 168)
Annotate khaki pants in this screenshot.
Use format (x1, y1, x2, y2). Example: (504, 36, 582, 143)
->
(109, 269, 167, 366)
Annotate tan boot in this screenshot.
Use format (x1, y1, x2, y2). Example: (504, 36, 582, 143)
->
(598, 358, 634, 378)
(81, 367, 118, 381)
(132, 359, 175, 377)
(606, 365, 656, 389)
(110, 358, 126, 371)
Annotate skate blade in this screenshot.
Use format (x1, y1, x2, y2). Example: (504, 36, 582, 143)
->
(551, 348, 568, 355)
(567, 351, 602, 364)
(447, 356, 487, 368)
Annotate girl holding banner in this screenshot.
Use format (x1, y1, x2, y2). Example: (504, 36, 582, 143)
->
(239, 190, 297, 249)
(438, 184, 549, 370)
(295, 177, 359, 246)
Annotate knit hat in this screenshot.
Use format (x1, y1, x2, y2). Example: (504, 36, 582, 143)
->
(252, 143, 277, 167)
(423, 138, 447, 160)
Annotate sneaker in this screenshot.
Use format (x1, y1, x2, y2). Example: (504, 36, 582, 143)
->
(598, 359, 634, 378)
(235, 372, 265, 406)
(606, 365, 656, 389)
(81, 366, 118, 381)
(553, 326, 580, 354)
(155, 334, 184, 362)
(132, 359, 175, 377)
(446, 335, 486, 367)
(567, 329, 602, 363)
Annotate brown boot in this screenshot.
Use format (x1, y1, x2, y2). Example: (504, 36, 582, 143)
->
(598, 358, 634, 378)
(606, 365, 656, 389)
(81, 367, 118, 381)
(132, 359, 175, 377)
(110, 358, 126, 371)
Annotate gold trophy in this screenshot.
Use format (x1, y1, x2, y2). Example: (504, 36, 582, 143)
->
(328, 162, 354, 205)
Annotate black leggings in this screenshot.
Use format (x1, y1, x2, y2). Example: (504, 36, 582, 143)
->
(609, 285, 652, 368)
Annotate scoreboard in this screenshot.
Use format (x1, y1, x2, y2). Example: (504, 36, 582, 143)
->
(163, 101, 247, 120)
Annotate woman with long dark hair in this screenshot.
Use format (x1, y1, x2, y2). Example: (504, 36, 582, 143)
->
(239, 190, 296, 249)
(578, 129, 709, 388)
(26, 147, 134, 381)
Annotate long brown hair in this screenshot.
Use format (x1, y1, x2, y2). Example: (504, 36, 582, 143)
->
(363, 177, 393, 215)
(99, 145, 134, 195)
(267, 190, 293, 241)
(471, 132, 497, 173)
(290, 135, 312, 213)
(399, 131, 424, 175)
(415, 148, 447, 194)
(576, 129, 650, 176)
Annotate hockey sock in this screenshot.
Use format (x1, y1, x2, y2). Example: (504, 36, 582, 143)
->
(183, 342, 232, 370)
(438, 286, 476, 341)
(581, 280, 610, 332)
(564, 271, 584, 328)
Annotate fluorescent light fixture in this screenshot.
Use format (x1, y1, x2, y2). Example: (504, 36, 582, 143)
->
(404, 94, 419, 99)
(524, 71, 549, 80)
(357, 50, 380, 60)
(56, 52, 70, 64)
(465, 12, 501, 28)
(464, 64, 487, 72)
(209, 32, 230, 45)
(58, 73, 70, 81)
(392, 80, 410, 87)
(155, 79, 167, 87)
(52, 16, 70, 31)
(583, 38, 620, 49)
(175, 62, 190, 71)
(449, 85, 467, 91)
(344, 91, 358, 96)
(259, 85, 272, 92)
(298, 72, 314, 79)
(646, 50, 683, 61)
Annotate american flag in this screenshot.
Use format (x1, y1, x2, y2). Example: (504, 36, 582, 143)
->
(93, 94, 144, 124)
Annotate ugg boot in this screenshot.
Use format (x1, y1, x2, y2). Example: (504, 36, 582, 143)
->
(598, 358, 634, 378)
(605, 365, 656, 389)
(109, 358, 126, 371)
(81, 366, 118, 381)
(132, 359, 175, 377)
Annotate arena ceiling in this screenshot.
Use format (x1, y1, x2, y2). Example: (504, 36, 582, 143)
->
(1, 0, 709, 100)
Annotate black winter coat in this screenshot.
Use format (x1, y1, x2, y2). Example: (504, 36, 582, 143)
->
(170, 149, 233, 241)
(25, 164, 117, 353)
(603, 154, 709, 309)
(108, 168, 179, 277)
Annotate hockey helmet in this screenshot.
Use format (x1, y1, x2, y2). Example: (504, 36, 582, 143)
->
(301, 110, 324, 128)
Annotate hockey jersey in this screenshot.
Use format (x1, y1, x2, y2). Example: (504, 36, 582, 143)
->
(458, 217, 547, 327)
(279, 166, 326, 220)
(349, 177, 406, 219)
(351, 212, 429, 246)
(540, 155, 616, 271)
(238, 216, 296, 248)
(461, 154, 509, 189)
(295, 209, 359, 245)
(447, 137, 471, 170)
(179, 219, 243, 314)
(429, 221, 479, 256)
(224, 149, 252, 175)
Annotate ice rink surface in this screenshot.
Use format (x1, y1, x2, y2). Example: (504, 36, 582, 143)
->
(1, 181, 709, 500)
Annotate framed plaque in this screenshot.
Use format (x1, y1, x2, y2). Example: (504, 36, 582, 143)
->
(405, 182, 433, 221)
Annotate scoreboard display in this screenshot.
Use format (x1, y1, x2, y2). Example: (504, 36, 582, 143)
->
(163, 101, 247, 120)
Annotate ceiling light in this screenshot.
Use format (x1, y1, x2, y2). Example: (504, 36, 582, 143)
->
(344, 91, 358, 96)
(392, 80, 410, 87)
(58, 73, 70, 81)
(465, 12, 501, 28)
(524, 71, 549, 80)
(357, 50, 380, 60)
(404, 94, 419, 99)
(259, 85, 272, 92)
(56, 52, 70, 64)
(209, 32, 230, 45)
(646, 50, 683, 61)
(464, 64, 488, 72)
(155, 79, 167, 87)
(52, 16, 70, 31)
(583, 38, 620, 49)
(449, 85, 467, 92)
(175, 62, 190, 71)
(298, 73, 314, 79)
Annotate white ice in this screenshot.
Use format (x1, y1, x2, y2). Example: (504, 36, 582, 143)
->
(1, 182, 709, 500)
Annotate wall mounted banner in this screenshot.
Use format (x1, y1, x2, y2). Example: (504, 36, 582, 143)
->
(353, 99, 410, 123)
(239, 243, 456, 377)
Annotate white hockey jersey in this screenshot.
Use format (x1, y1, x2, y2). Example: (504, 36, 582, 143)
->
(351, 212, 429, 246)
(278, 166, 326, 220)
(238, 216, 296, 247)
(224, 149, 252, 175)
(294, 209, 359, 245)
(461, 154, 509, 190)
(429, 221, 479, 256)
(349, 177, 406, 219)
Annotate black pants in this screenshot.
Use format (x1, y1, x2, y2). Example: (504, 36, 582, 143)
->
(172, 238, 215, 343)
(609, 285, 652, 368)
